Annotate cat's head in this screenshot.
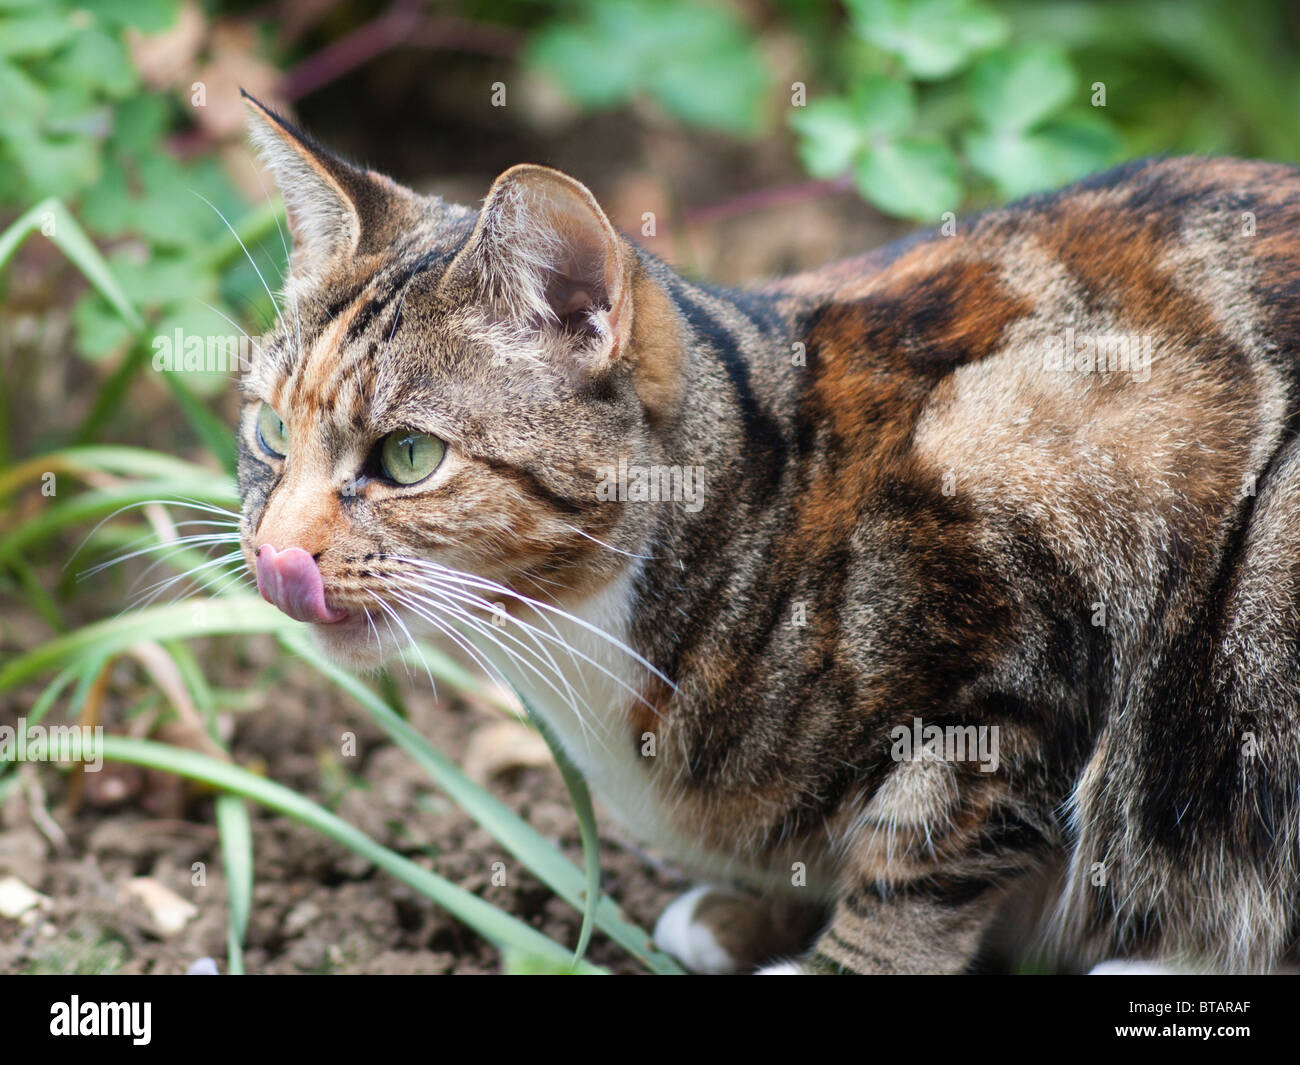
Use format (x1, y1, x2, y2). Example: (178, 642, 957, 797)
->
(237, 93, 686, 669)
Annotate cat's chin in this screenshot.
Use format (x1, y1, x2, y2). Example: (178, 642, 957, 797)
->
(304, 614, 398, 672)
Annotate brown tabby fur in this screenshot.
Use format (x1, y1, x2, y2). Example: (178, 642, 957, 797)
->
(239, 92, 1300, 973)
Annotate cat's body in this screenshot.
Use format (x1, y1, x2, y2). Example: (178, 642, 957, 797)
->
(239, 93, 1300, 973)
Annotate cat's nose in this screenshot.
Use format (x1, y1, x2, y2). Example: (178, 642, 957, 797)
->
(255, 545, 349, 624)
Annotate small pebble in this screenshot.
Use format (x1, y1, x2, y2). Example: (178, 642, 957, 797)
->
(0, 875, 47, 919)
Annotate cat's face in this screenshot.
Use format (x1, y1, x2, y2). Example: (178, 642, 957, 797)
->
(237, 95, 684, 669)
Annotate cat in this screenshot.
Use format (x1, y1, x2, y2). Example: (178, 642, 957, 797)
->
(238, 91, 1300, 974)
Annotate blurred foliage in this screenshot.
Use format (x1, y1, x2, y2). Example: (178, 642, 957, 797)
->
(527, 0, 771, 135)
(521, 0, 1300, 219)
(0, 0, 280, 408)
(786, 0, 1300, 219)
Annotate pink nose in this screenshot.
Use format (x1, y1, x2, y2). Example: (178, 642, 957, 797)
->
(255, 545, 348, 624)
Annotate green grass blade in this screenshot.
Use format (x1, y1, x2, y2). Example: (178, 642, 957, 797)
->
(215, 794, 253, 975)
(0, 478, 238, 562)
(0, 598, 287, 693)
(74, 344, 153, 446)
(1, 593, 681, 972)
(0, 198, 143, 331)
(0, 445, 235, 500)
(527, 700, 602, 966)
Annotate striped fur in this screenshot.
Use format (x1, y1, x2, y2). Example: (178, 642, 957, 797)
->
(241, 95, 1300, 972)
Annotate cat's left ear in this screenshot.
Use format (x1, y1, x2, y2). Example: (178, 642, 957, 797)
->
(444, 164, 632, 370)
(242, 90, 400, 277)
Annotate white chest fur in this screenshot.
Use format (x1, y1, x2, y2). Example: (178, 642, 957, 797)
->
(465, 566, 696, 859)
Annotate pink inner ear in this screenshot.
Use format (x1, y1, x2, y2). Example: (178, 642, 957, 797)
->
(256, 545, 348, 624)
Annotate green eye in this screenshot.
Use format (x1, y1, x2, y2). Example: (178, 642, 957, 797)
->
(257, 403, 288, 457)
(380, 431, 445, 485)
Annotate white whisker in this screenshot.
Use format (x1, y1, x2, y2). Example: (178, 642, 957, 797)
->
(396, 555, 674, 692)
(67, 497, 241, 570)
(190, 188, 286, 339)
(390, 586, 602, 748)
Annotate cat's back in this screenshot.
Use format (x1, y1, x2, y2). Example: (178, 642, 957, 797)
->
(768, 155, 1300, 310)
(764, 156, 1300, 607)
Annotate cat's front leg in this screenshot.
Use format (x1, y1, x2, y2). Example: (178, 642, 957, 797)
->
(765, 880, 1003, 974)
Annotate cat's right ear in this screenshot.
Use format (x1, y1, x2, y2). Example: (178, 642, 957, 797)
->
(242, 90, 391, 277)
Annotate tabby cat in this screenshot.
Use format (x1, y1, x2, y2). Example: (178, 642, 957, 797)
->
(239, 91, 1300, 974)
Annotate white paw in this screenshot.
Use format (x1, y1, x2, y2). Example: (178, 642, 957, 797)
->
(653, 886, 743, 974)
(1089, 959, 1182, 975)
(754, 960, 804, 975)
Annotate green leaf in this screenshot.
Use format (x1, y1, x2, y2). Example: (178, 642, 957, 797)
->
(1031, 116, 1121, 182)
(49, 27, 137, 98)
(0, 444, 230, 499)
(850, 75, 917, 137)
(525, 700, 601, 967)
(0, 10, 76, 58)
(965, 116, 1119, 199)
(79, 0, 180, 33)
(792, 78, 916, 180)
(110, 94, 170, 154)
(791, 97, 864, 178)
(849, 0, 1006, 80)
(649, 46, 766, 136)
(152, 303, 247, 396)
(0, 199, 143, 331)
(134, 154, 233, 248)
(855, 138, 961, 220)
(527, 25, 635, 108)
(3, 126, 100, 199)
(969, 46, 1077, 132)
(0, 58, 48, 117)
(527, 0, 769, 135)
(79, 161, 134, 237)
(108, 249, 218, 309)
(87, 735, 604, 974)
(73, 294, 135, 360)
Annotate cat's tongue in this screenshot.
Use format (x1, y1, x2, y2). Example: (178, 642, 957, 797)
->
(256, 545, 349, 624)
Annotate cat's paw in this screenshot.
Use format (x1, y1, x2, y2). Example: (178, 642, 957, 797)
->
(753, 960, 805, 975)
(653, 885, 827, 974)
(653, 886, 745, 974)
(1089, 959, 1183, 975)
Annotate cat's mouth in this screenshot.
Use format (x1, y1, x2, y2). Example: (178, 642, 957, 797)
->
(255, 545, 351, 625)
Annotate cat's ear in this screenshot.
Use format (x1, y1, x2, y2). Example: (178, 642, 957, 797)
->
(444, 164, 632, 369)
(242, 90, 393, 276)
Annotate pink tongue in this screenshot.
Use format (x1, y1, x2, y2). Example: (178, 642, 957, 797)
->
(256, 545, 348, 624)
